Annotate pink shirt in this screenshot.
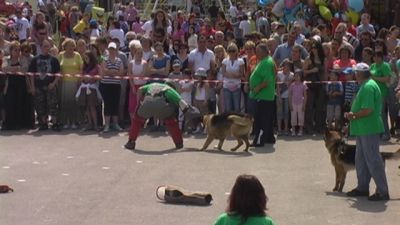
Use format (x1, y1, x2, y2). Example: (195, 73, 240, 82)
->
(289, 81, 307, 105)
(171, 29, 185, 41)
(131, 22, 143, 34)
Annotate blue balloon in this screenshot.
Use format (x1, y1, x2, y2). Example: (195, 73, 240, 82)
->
(258, 0, 272, 6)
(348, 0, 364, 12)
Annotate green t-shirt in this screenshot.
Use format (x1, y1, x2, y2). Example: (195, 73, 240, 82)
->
(249, 56, 276, 101)
(214, 213, 275, 225)
(350, 79, 384, 136)
(140, 83, 181, 105)
(369, 62, 392, 97)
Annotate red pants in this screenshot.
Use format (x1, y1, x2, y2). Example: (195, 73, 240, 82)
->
(128, 113, 183, 145)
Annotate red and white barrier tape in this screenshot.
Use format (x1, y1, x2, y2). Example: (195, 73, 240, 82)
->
(0, 71, 357, 84)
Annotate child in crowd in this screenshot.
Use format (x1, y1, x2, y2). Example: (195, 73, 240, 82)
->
(76, 51, 102, 131)
(343, 68, 359, 119)
(276, 59, 294, 135)
(169, 60, 183, 89)
(326, 71, 343, 129)
(193, 68, 209, 133)
(288, 70, 307, 136)
(187, 26, 198, 51)
(178, 69, 194, 130)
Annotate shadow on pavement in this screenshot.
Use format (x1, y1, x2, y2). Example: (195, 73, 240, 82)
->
(127, 147, 199, 155)
(347, 198, 388, 213)
(251, 145, 276, 154)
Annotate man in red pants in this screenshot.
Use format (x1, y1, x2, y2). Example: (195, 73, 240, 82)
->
(124, 83, 192, 150)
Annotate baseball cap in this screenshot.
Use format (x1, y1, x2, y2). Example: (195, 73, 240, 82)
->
(108, 42, 117, 49)
(342, 67, 354, 74)
(194, 68, 207, 77)
(173, 60, 181, 67)
(353, 63, 370, 72)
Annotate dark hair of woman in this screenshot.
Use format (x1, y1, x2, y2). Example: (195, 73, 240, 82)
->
(374, 38, 388, 56)
(226, 174, 267, 220)
(309, 41, 325, 66)
(83, 50, 98, 73)
(153, 9, 168, 29)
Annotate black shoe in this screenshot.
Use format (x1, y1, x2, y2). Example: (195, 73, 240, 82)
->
(250, 143, 264, 147)
(346, 188, 369, 197)
(175, 143, 183, 149)
(38, 124, 49, 131)
(124, 140, 136, 150)
(52, 123, 62, 132)
(368, 193, 390, 201)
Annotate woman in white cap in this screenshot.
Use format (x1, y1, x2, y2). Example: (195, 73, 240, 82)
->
(99, 42, 124, 132)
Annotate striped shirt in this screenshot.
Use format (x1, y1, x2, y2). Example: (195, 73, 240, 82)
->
(101, 58, 122, 85)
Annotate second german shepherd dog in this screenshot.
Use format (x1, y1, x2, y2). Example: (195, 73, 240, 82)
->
(200, 113, 253, 152)
(324, 129, 400, 192)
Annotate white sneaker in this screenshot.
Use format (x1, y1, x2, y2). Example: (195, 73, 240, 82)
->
(114, 124, 123, 131)
(103, 125, 110, 133)
(71, 124, 78, 129)
(291, 131, 296, 136)
(297, 131, 303, 136)
(63, 124, 70, 129)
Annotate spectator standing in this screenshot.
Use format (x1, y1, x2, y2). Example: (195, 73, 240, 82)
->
(288, 70, 307, 136)
(58, 39, 84, 129)
(213, 174, 275, 225)
(326, 72, 343, 129)
(2, 41, 34, 130)
(100, 42, 124, 132)
(249, 43, 276, 146)
(356, 13, 376, 38)
(77, 51, 101, 131)
(346, 63, 389, 201)
(28, 39, 61, 131)
(370, 51, 393, 141)
(128, 45, 148, 119)
(276, 60, 293, 136)
(15, 9, 30, 42)
(221, 43, 244, 112)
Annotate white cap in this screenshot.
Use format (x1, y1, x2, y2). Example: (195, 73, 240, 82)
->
(194, 68, 207, 77)
(353, 63, 370, 72)
(108, 42, 117, 49)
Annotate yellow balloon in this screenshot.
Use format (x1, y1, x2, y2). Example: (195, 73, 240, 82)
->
(346, 10, 360, 25)
(315, 0, 327, 6)
(319, 5, 332, 21)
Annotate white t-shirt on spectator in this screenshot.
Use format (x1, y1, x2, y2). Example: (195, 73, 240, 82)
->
(222, 58, 244, 89)
(229, 5, 238, 18)
(239, 20, 251, 36)
(188, 48, 215, 72)
(109, 28, 125, 47)
(16, 17, 30, 40)
(141, 20, 172, 36)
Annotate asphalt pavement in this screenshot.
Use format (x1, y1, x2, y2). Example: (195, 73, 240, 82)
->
(1, 129, 400, 225)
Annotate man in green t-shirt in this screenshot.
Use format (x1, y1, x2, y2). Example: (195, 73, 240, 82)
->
(345, 63, 389, 201)
(249, 43, 276, 146)
(370, 51, 392, 141)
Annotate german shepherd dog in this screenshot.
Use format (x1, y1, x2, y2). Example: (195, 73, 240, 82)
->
(198, 113, 253, 152)
(324, 129, 400, 192)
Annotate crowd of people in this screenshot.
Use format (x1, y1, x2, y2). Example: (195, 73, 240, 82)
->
(0, 1, 399, 144)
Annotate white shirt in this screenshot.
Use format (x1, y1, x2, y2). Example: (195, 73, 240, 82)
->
(229, 5, 238, 18)
(239, 20, 251, 36)
(179, 80, 194, 103)
(188, 34, 198, 51)
(141, 20, 172, 36)
(188, 48, 215, 72)
(222, 58, 244, 89)
(277, 71, 293, 98)
(109, 29, 125, 47)
(16, 17, 30, 40)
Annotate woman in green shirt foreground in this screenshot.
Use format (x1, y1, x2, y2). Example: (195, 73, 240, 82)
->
(214, 174, 275, 225)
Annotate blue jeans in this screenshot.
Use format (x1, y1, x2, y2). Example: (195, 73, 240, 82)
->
(223, 88, 241, 112)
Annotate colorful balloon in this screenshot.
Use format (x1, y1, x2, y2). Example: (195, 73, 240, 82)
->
(346, 9, 360, 25)
(258, 0, 272, 7)
(319, 5, 332, 21)
(348, 0, 364, 12)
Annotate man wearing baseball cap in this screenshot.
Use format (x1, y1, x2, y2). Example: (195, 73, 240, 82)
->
(345, 63, 389, 201)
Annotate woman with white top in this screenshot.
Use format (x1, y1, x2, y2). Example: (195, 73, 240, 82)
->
(128, 45, 148, 119)
(108, 21, 125, 48)
(221, 43, 244, 112)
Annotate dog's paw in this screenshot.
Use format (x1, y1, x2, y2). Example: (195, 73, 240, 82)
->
(332, 187, 338, 192)
(198, 148, 205, 151)
(230, 148, 238, 152)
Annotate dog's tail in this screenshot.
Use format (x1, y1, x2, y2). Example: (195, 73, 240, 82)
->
(381, 149, 400, 161)
(228, 115, 252, 126)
